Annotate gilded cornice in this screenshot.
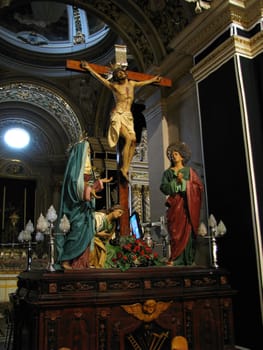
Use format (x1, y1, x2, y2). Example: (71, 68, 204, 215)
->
(165, 0, 263, 83)
(250, 31, 263, 56)
(130, 171, 149, 185)
(191, 37, 236, 81)
(228, 0, 262, 28)
(234, 31, 263, 57)
(168, 0, 261, 56)
(191, 30, 263, 82)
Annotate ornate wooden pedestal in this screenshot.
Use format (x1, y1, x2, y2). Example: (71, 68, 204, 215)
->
(12, 267, 237, 350)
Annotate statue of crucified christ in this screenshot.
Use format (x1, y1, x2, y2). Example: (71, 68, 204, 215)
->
(80, 61, 161, 182)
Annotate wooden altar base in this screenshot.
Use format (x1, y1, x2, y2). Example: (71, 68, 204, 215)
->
(12, 267, 237, 350)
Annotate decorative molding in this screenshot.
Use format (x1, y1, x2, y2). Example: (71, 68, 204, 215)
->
(121, 299, 173, 322)
(191, 36, 236, 81)
(191, 31, 263, 82)
(132, 0, 193, 53)
(181, 0, 263, 82)
(0, 82, 82, 144)
(16, 267, 235, 300)
(84, 0, 154, 70)
(166, 0, 262, 82)
(0, 159, 32, 177)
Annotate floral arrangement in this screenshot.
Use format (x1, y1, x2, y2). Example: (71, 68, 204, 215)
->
(105, 234, 165, 272)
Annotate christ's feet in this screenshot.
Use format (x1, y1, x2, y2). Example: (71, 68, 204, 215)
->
(120, 168, 129, 182)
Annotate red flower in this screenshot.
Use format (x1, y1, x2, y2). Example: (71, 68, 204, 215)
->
(133, 245, 140, 253)
(107, 235, 164, 271)
(145, 246, 152, 253)
(117, 252, 123, 259)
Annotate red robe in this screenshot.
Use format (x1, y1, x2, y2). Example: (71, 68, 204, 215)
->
(161, 167, 203, 261)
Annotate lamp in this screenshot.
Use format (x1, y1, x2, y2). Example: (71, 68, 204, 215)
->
(37, 205, 70, 272)
(18, 219, 35, 271)
(144, 215, 170, 259)
(198, 214, 227, 268)
(9, 212, 20, 227)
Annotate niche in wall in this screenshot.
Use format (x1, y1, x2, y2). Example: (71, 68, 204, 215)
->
(0, 177, 36, 243)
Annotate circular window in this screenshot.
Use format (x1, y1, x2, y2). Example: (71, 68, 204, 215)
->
(4, 127, 30, 149)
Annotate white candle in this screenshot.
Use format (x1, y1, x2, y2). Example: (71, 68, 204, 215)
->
(2, 185, 6, 230)
(24, 187, 27, 227)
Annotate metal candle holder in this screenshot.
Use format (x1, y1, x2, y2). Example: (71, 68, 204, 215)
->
(18, 219, 37, 271)
(37, 205, 70, 272)
(198, 214, 227, 269)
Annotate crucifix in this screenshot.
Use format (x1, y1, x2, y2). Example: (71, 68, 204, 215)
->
(66, 45, 172, 87)
(66, 45, 172, 235)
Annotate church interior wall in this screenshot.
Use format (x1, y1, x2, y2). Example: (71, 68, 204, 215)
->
(145, 106, 167, 221)
(198, 56, 262, 348)
(162, 2, 263, 347)
(240, 53, 263, 245)
(0, 1, 262, 348)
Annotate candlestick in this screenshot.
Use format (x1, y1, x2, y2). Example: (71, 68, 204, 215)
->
(2, 185, 6, 231)
(18, 219, 35, 271)
(37, 205, 70, 272)
(198, 214, 227, 269)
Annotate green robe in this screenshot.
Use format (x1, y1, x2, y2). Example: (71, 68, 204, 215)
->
(55, 140, 96, 268)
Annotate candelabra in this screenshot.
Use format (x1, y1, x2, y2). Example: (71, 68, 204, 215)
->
(143, 229, 154, 248)
(18, 219, 42, 271)
(142, 216, 170, 258)
(37, 205, 70, 272)
(198, 214, 227, 268)
(9, 212, 20, 247)
(159, 216, 170, 259)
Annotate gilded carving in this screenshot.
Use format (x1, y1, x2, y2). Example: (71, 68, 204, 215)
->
(73, 311, 83, 319)
(220, 298, 231, 308)
(184, 301, 194, 311)
(191, 276, 217, 287)
(220, 275, 228, 285)
(74, 282, 96, 291)
(46, 309, 61, 320)
(99, 281, 107, 292)
(184, 278, 191, 288)
(108, 280, 141, 290)
(0, 82, 81, 144)
(144, 279, 151, 289)
(60, 282, 94, 292)
(152, 279, 181, 288)
(121, 299, 172, 322)
(192, 30, 263, 82)
(97, 307, 111, 318)
(49, 282, 57, 293)
(171, 0, 262, 67)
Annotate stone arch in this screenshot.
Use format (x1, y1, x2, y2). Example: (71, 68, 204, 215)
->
(0, 81, 82, 151)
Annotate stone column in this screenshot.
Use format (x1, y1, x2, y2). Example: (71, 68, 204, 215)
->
(143, 91, 168, 221)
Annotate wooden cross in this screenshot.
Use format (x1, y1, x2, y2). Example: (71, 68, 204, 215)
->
(66, 53, 172, 235)
(66, 60, 172, 87)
